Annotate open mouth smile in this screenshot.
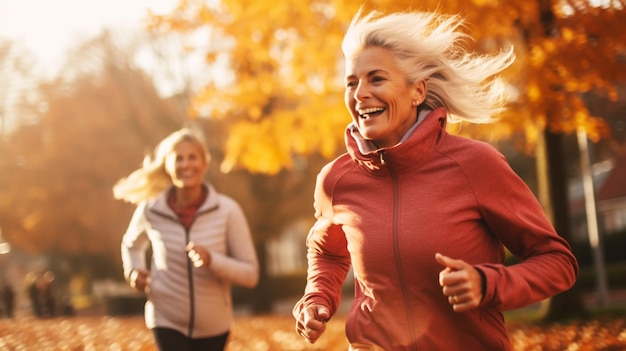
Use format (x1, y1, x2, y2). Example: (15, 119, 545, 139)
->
(358, 107, 386, 119)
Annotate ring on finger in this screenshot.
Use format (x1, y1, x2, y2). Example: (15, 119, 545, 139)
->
(452, 295, 459, 304)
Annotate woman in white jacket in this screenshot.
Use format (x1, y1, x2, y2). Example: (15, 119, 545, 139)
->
(114, 128, 259, 351)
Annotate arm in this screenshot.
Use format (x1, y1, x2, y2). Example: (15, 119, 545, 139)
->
(293, 219, 350, 344)
(205, 198, 259, 289)
(293, 167, 352, 342)
(468, 146, 578, 311)
(295, 220, 351, 316)
(120, 203, 151, 291)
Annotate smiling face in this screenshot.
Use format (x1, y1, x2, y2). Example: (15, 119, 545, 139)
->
(165, 140, 208, 190)
(345, 46, 426, 148)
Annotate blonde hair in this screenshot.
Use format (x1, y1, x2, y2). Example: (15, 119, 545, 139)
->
(342, 9, 515, 123)
(113, 128, 210, 204)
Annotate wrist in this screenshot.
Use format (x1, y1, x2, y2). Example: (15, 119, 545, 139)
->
(127, 269, 136, 282)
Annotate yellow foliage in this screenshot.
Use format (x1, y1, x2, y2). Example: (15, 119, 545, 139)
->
(150, 0, 626, 174)
(471, 0, 498, 6)
(526, 81, 542, 103)
(524, 121, 542, 153)
(561, 27, 575, 42)
(529, 45, 546, 67)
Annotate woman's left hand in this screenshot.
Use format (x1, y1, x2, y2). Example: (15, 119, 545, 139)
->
(186, 241, 212, 269)
(435, 253, 484, 312)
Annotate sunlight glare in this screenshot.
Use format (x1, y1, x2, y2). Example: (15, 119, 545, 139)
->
(0, 0, 177, 72)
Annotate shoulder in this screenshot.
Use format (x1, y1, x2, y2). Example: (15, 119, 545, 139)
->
(207, 185, 246, 216)
(135, 200, 149, 211)
(437, 134, 524, 194)
(317, 153, 357, 188)
(310, 153, 356, 210)
(133, 201, 150, 218)
(439, 133, 507, 169)
(217, 193, 242, 211)
(208, 185, 240, 208)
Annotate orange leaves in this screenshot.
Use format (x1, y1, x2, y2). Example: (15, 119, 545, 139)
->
(508, 319, 626, 351)
(151, 0, 626, 174)
(154, 0, 475, 175)
(526, 80, 543, 103)
(219, 96, 348, 175)
(0, 317, 155, 350)
(1, 314, 626, 350)
(519, 1, 625, 144)
(221, 119, 290, 174)
(153, 0, 356, 174)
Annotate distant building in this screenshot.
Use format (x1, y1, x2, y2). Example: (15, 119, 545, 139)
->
(596, 153, 626, 234)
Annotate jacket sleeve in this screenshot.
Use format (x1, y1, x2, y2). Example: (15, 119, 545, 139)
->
(121, 202, 151, 282)
(208, 197, 259, 289)
(467, 144, 578, 311)
(293, 165, 352, 318)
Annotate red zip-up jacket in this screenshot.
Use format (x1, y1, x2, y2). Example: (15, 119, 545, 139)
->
(294, 108, 578, 350)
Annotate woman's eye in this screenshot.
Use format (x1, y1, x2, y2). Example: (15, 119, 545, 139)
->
(346, 81, 357, 88)
(372, 76, 385, 83)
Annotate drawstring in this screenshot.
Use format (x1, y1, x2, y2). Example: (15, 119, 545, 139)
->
(379, 151, 387, 165)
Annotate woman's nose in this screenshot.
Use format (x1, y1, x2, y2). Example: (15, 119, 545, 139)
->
(354, 82, 369, 102)
(178, 158, 190, 168)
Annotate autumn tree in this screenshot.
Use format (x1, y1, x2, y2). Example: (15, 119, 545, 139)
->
(0, 31, 189, 279)
(0, 38, 37, 265)
(520, 0, 626, 321)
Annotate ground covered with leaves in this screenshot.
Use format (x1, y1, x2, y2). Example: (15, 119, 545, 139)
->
(1, 314, 626, 351)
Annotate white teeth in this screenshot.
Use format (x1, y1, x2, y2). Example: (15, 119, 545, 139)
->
(358, 107, 385, 115)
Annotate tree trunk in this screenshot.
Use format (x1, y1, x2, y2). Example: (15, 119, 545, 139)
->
(251, 241, 272, 314)
(538, 129, 589, 321)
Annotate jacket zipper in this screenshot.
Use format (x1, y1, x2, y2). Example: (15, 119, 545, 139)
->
(151, 210, 197, 337)
(387, 151, 419, 349)
(184, 206, 215, 338)
(185, 226, 195, 337)
(151, 201, 218, 338)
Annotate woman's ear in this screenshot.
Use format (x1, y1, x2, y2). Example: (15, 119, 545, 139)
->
(413, 79, 426, 105)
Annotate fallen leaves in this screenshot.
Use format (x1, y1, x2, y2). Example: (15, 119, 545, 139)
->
(508, 319, 626, 351)
(0, 315, 625, 350)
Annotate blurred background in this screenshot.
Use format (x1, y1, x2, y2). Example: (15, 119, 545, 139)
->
(0, 0, 625, 321)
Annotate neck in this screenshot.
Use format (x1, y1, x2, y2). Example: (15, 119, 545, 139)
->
(173, 185, 205, 208)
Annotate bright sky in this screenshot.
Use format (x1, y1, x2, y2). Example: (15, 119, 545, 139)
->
(0, 0, 178, 69)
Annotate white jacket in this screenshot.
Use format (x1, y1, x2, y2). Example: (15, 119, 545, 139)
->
(121, 183, 259, 338)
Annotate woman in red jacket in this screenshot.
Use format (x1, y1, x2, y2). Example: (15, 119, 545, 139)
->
(293, 9, 578, 351)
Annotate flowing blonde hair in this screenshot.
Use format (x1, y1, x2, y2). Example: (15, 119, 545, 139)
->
(113, 128, 210, 204)
(342, 9, 515, 123)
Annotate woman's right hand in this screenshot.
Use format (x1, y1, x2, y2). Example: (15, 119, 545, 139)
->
(295, 304, 330, 344)
(129, 269, 150, 293)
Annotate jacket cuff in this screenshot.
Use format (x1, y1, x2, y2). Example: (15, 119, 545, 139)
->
(125, 268, 136, 283)
(475, 266, 487, 303)
(474, 263, 499, 308)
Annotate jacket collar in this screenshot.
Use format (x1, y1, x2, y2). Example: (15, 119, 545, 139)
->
(345, 107, 447, 174)
(148, 183, 220, 218)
